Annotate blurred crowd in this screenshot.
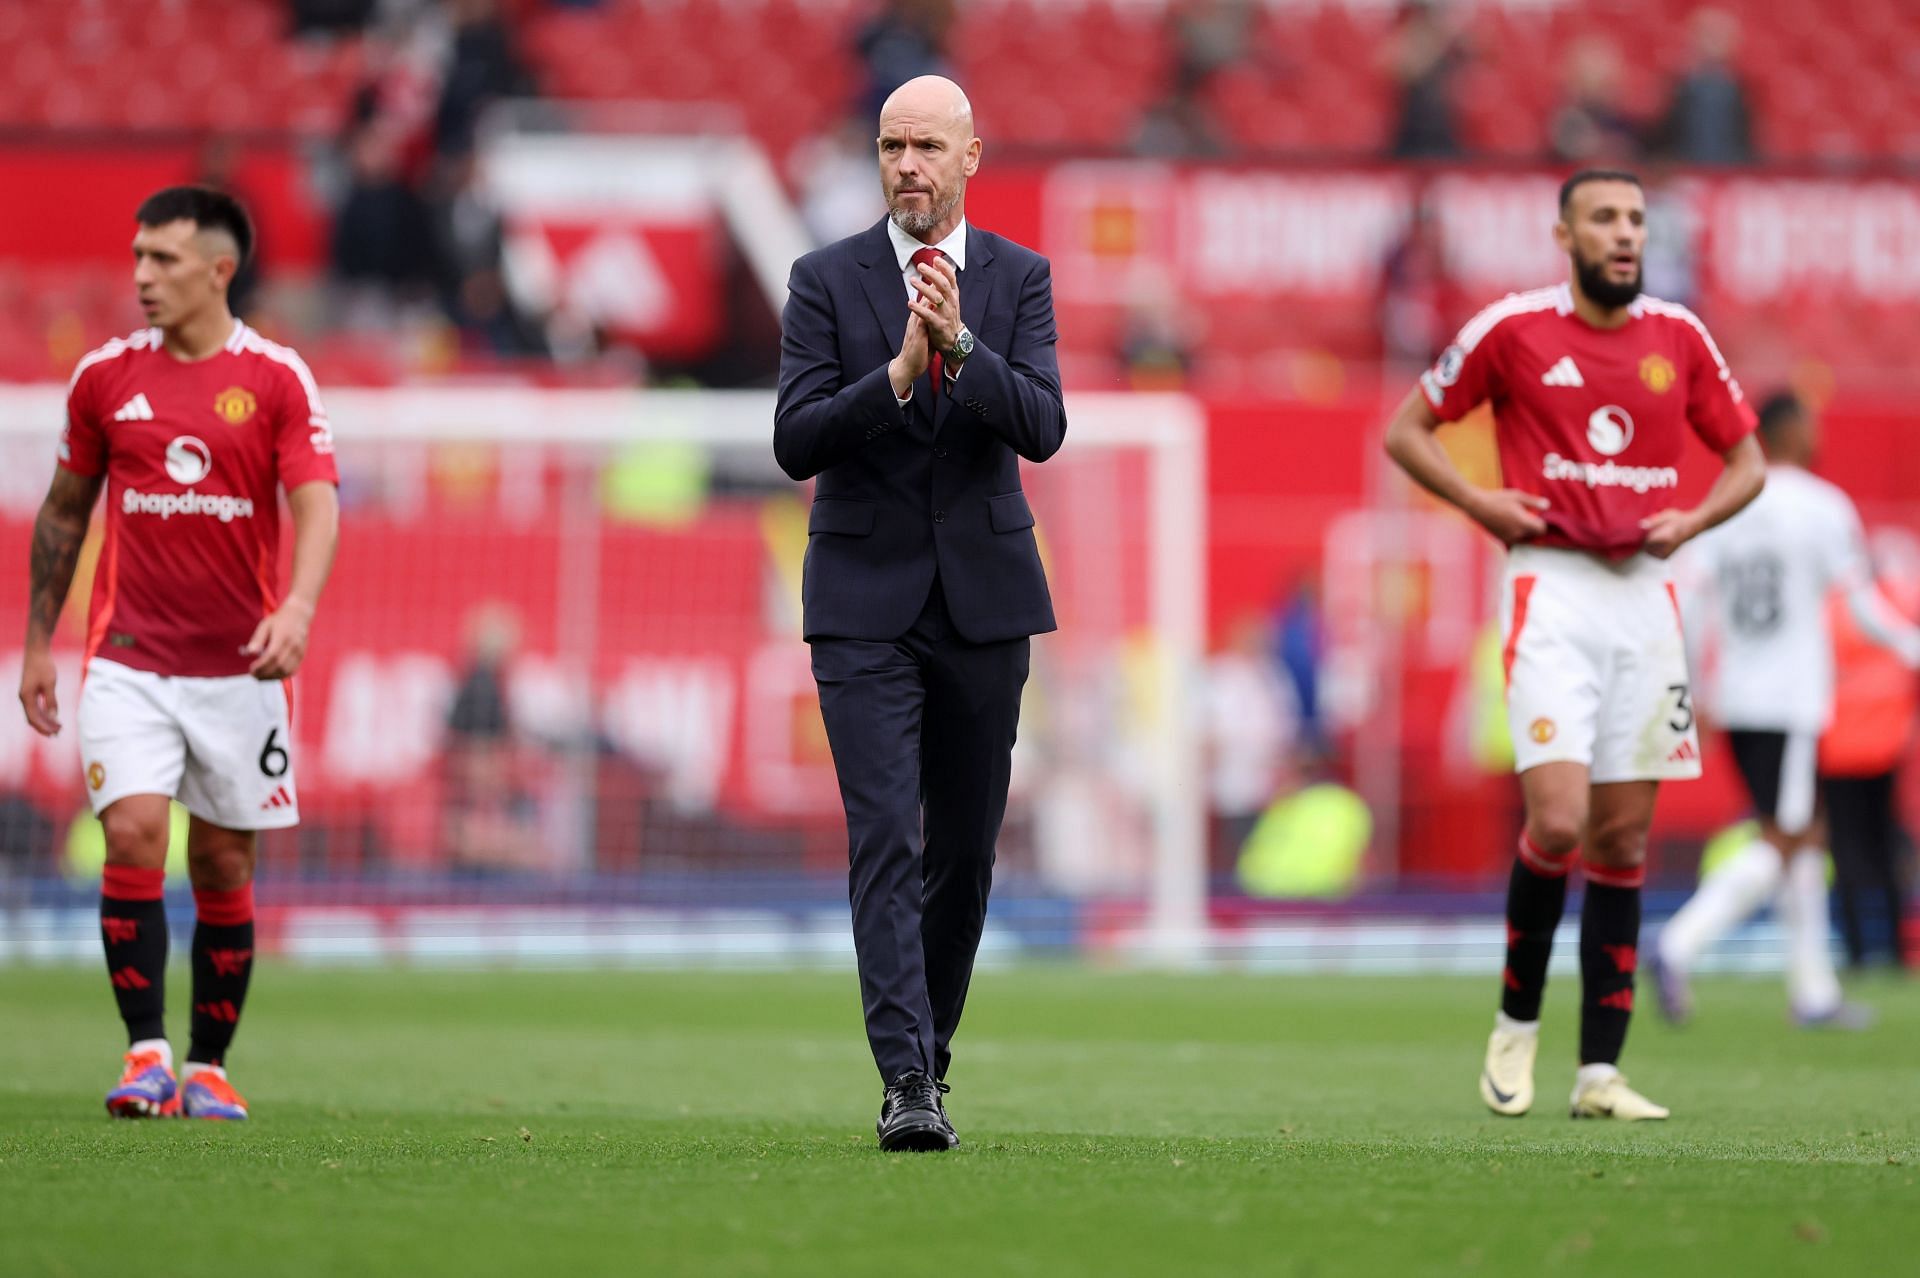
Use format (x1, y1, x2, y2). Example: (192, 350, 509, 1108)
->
(248, 0, 1765, 373)
(1383, 2, 1752, 165)
(314, 0, 551, 357)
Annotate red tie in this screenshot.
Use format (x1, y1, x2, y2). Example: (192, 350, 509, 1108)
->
(910, 247, 946, 398)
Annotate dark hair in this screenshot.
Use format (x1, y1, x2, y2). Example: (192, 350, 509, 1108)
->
(1756, 391, 1805, 442)
(135, 185, 254, 267)
(1558, 169, 1643, 215)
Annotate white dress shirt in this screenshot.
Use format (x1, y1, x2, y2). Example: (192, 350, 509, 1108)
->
(886, 217, 968, 405)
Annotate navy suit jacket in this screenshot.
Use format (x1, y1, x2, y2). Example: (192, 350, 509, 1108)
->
(775, 218, 1066, 644)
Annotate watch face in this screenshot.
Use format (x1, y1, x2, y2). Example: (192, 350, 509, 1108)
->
(954, 328, 975, 356)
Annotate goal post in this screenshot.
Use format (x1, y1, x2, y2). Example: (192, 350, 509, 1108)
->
(0, 385, 1207, 959)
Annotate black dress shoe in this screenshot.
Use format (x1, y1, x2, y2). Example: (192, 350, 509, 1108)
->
(933, 1078, 960, 1149)
(876, 1071, 954, 1152)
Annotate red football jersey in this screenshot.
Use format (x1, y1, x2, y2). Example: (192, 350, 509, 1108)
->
(59, 322, 339, 677)
(1418, 283, 1755, 558)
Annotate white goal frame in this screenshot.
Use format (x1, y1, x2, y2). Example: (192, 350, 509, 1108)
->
(0, 385, 1208, 959)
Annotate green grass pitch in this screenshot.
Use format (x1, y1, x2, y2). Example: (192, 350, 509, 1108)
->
(2, 963, 1915, 1276)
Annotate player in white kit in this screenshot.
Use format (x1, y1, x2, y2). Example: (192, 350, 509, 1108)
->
(1384, 170, 1766, 1121)
(1653, 393, 1920, 1027)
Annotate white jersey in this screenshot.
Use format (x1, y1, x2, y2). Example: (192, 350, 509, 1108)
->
(1684, 465, 1870, 733)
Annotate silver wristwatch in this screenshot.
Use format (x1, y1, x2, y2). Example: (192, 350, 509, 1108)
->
(947, 326, 975, 360)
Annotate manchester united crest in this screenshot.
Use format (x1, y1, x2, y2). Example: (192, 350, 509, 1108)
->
(1529, 718, 1557, 745)
(1638, 354, 1677, 394)
(87, 761, 106, 791)
(214, 386, 258, 424)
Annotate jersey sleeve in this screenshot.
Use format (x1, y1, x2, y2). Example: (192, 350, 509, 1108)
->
(58, 361, 106, 476)
(1819, 488, 1874, 591)
(1417, 309, 1509, 423)
(270, 349, 339, 490)
(1678, 314, 1756, 452)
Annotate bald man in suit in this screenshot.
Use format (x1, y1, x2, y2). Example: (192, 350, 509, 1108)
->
(775, 75, 1066, 1151)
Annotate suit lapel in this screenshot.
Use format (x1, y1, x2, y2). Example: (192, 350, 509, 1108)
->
(933, 226, 996, 436)
(857, 220, 908, 362)
(858, 219, 940, 428)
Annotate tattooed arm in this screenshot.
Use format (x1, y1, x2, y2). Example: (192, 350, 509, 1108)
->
(20, 467, 104, 736)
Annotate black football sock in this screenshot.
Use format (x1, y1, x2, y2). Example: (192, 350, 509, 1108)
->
(1579, 864, 1644, 1066)
(1500, 832, 1573, 1021)
(101, 865, 168, 1045)
(187, 883, 255, 1067)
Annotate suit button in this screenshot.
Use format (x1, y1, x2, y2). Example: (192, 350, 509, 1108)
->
(934, 447, 948, 458)
(933, 510, 946, 524)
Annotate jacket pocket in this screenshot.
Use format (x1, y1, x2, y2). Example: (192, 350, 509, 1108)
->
(987, 490, 1035, 533)
(808, 498, 876, 536)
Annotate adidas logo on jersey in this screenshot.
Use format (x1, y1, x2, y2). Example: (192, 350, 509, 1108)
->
(260, 785, 294, 812)
(112, 393, 155, 421)
(1666, 739, 1699, 764)
(1541, 357, 1584, 387)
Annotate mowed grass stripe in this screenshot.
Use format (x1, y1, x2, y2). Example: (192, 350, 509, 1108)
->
(1, 966, 1914, 1277)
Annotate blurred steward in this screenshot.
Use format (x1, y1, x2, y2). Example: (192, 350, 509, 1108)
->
(1649, 7, 1754, 165)
(1819, 543, 1920, 968)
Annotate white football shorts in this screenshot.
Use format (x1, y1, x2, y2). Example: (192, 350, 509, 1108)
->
(1499, 545, 1702, 784)
(77, 657, 301, 830)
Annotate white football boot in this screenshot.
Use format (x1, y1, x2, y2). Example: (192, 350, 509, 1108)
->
(1479, 1022, 1537, 1116)
(1569, 1068, 1669, 1121)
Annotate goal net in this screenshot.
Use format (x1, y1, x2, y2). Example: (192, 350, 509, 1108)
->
(0, 386, 1205, 963)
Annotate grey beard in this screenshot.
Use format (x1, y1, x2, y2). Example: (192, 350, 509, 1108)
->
(889, 192, 958, 237)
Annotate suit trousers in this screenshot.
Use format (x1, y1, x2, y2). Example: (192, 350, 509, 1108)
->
(810, 582, 1030, 1083)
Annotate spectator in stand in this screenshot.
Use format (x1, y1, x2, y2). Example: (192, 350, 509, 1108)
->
(1377, 199, 1461, 367)
(1385, 0, 1468, 159)
(332, 122, 436, 309)
(1168, 0, 1258, 95)
(853, 0, 955, 122)
(1550, 37, 1643, 166)
(443, 605, 545, 873)
(1134, 1, 1263, 158)
(1650, 8, 1753, 166)
(1130, 91, 1228, 159)
(1116, 269, 1200, 390)
(330, 25, 440, 320)
(195, 136, 263, 318)
(289, 0, 377, 36)
(1820, 543, 1920, 968)
(428, 153, 548, 355)
(1203, 615, 1301, 874)
(794, 117, 887, 247)
(1270, 574, 1328, 760)
(434, 0, 536, 158)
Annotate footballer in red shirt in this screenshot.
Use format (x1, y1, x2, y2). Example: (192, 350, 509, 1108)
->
(17, 187, 341, 1121)
(1384, 170, 1765, 1122)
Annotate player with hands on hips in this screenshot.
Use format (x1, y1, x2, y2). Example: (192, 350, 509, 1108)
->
(1383, 168, 1765, 1122)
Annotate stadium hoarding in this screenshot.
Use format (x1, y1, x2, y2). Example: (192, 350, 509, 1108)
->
(964, 162, 1920, 307)
(0, 381, 1914, 888)
(963, 163, 1920, 389)
(1, 375, 1915, 890)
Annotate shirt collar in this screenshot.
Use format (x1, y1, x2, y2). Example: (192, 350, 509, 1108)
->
(888, 216, 968, 275)
(1554, 281, 1648, 320)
